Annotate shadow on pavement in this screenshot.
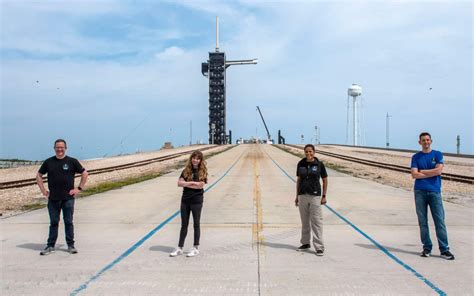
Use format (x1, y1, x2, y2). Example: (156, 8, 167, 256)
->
(149, 245, 175, 253)
(17, 243, 63, 251)
(263, 242, 297, 251)
(355, 243, 420, 256)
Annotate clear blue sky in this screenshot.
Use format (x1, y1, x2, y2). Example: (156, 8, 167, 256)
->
(1, 0, 472, 160)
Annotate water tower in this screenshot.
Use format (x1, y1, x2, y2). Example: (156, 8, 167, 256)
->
(347, 84, 362, 146)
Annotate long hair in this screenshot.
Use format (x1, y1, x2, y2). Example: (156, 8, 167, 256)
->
(182, 150, 208, 183)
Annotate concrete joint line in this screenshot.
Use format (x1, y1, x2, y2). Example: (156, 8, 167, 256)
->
(252, 149, 264, 296)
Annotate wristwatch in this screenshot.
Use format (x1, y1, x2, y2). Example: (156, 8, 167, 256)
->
(322, 194, 326, 198)
(78, 186, 83, 191)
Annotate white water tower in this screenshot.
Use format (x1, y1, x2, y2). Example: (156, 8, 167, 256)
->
(347, 84, 362, 146)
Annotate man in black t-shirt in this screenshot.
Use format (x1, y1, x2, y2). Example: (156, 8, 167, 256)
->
(36, 139, 88, 255)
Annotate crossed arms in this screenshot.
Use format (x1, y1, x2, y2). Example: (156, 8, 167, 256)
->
(411, 164, 443, 179)
(178, 178, 205, 189)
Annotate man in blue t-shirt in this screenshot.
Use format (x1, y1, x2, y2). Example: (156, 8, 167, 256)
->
(410, 132, 454, 260)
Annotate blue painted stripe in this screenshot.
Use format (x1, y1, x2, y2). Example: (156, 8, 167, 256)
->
(265, 150, 446, 296)
(71, 150, 245, 296)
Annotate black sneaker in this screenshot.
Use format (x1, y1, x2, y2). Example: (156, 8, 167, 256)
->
(40, 246, 55, 256)
(67, 246, 78, 254)
(316, 250, 324, 256)
(296, 244, 311, 252)
(420, 249, 431, 257)
(440, 251, 455, 260)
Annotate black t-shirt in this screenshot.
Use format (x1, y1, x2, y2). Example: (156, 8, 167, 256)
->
(296, 158, 328, 196)
(179, 168, 205, 204)
(38, 156, 85, 201)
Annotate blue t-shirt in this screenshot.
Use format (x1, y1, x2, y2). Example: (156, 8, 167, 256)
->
(410, 150, 444, 192)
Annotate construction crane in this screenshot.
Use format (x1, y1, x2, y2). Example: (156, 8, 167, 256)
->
(256, 106, 273, 144)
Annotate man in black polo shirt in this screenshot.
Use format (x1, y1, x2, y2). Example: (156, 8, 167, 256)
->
(36, 139, 88, 255)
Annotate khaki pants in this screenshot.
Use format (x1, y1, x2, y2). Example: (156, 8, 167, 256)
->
(298, 194, 324, 251)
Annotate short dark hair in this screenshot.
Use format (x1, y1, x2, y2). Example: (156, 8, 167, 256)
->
(54, 139, 67, 148)
(304, 144, 315, 151)
(419, 132, 431, 140)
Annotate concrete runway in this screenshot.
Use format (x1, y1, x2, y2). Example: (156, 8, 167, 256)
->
(1, 144, 472, 295)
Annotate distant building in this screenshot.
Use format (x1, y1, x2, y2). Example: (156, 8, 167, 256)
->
(161, 142, 174, 149)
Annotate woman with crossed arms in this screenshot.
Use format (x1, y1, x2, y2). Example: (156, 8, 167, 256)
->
(170, 150, 208, 257)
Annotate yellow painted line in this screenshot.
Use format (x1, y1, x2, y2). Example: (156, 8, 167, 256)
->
(252, 149, 265, 250)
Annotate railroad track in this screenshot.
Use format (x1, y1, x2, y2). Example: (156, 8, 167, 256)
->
(0, 146, 218, 190)
(285, 144, 474, 185)
(321, 143, 474, 159)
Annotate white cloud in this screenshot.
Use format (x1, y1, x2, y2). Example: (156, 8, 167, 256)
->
(1, 0, 472, 158)
(1, 1, 191, 57)
(154, 46, 186, 60)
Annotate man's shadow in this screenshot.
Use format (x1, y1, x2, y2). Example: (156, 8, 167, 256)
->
(17, 243, 64, 251)
(355, 243, 420, 256)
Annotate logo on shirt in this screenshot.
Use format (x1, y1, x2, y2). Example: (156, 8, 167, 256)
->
(62, 163, 69, 170)
(311, 166, 318, 172)
(431, 157, 436, 165)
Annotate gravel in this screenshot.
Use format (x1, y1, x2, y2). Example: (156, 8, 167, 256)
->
(283, 145, 473, 207)
(1, 144, 471, 217)
(0, 145, 230, 217)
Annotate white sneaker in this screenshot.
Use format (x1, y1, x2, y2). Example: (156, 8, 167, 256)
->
(169, 247, 183, 257)
(186, 247, 200, 257)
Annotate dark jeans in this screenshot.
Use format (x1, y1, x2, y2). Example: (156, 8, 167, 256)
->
(178, 201, 203, 247)
(414, 190, 449, 252)
(47, 199, 75, 247)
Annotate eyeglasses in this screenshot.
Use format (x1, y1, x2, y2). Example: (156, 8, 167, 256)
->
(54, 147, 66, 150)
